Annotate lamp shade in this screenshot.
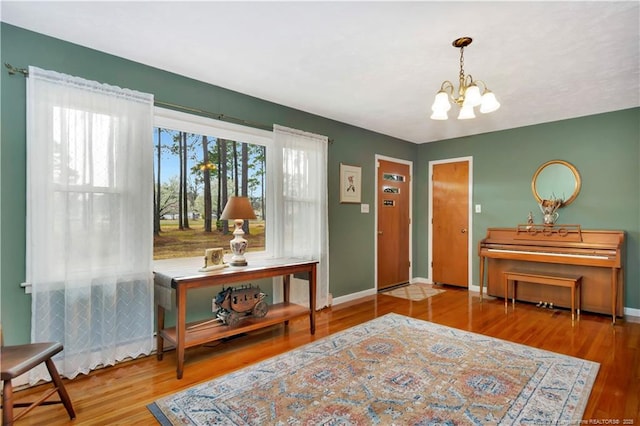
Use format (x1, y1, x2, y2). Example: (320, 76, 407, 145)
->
(220, 196, 257, 220)
(457, 104, 476, 120)
(462, 85, 481, 107)
(430, 110, 449, 120)
(431, 91, 451, 113)
(480, 91, 501, 114)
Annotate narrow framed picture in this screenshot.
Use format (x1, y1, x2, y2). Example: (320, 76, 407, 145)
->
(340, 163, 362, 203)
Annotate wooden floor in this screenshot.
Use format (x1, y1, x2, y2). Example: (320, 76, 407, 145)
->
(7, 285, 640, 425)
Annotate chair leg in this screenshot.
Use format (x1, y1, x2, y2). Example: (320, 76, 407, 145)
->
(2, 379, 14, 426)
(44, 359, 76, 420)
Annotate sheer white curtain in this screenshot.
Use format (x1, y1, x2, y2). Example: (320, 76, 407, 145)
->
(269, 125, 329, 309)
(26, 67, 155, 382)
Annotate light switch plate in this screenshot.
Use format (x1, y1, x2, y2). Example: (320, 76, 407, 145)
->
(361, 204, 369, 213)
(475, 204, 482, 213)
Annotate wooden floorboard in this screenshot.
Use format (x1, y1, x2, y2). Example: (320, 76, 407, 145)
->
(6, 286, 640, 425)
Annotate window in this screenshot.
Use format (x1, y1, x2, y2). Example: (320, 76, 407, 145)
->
(153, 108, 273, 260)
(50, 106, 126, 272)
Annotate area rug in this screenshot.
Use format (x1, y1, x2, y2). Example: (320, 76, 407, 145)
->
(148, 313, 598, 425)
(381, 283, 445, 301)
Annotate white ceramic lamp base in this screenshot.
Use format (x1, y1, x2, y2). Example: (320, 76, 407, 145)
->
(228, 219, 249, 266)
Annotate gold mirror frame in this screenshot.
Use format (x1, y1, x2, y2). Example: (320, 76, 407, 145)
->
(531, 160, 581, 207)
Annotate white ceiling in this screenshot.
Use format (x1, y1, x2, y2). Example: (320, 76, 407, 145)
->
(2, 1, 639, 143)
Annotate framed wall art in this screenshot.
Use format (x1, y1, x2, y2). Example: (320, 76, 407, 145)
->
(340, 163, 361, 204)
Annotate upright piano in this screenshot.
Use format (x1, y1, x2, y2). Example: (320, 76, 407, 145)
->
(478, 225, 624, 322)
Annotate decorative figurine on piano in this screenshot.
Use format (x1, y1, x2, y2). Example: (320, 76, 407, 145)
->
(539, 197, 563, 226)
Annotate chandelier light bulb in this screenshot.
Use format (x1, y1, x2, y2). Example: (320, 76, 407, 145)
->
(430, 110, 449, 120)
(463, 85, 481, 107)
(457, 104, 476, 120)
(431, 91, 451, 112)
(480, 91, 501, 114)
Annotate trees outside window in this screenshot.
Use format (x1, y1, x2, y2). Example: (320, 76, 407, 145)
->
(153, 109, 269, 260)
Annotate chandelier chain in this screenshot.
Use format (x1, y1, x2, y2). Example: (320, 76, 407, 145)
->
(459, 47, 465, 82)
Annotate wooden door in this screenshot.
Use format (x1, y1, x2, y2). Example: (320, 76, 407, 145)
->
(377, 159, 410, 290)
(432, 160, 469, 287)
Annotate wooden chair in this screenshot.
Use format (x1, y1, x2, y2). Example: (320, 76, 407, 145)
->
(1, 328, 75, 425)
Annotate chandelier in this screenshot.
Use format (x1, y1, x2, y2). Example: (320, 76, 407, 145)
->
(430, 37, 500, 120)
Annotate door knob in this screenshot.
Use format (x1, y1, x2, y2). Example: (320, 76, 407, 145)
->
(461, 228, 467, 233)
(378, 231, 383, 235)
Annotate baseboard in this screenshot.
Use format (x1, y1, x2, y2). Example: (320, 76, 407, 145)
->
(332, 278, 438, 305)
(411, 276, 482, 293)
(624, 306, 640, 321)
(332, 288, 376, 306)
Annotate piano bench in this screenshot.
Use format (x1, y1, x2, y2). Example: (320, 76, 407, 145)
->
(503, 271, 582, 321)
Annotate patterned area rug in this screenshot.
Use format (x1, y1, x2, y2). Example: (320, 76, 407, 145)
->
(381, 283, 445, 301)
(148, 313, 598, 425)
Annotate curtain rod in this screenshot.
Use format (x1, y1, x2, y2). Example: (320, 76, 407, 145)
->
(4, 62, 28, 76)
(5, 63, 334, 143)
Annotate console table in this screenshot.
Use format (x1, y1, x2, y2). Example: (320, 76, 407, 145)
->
(154, 257, 317, 379)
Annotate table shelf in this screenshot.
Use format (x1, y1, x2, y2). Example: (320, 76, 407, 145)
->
(159, 302, 309, 348)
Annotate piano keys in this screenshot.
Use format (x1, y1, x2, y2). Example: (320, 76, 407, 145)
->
(478, 225, 624, 322)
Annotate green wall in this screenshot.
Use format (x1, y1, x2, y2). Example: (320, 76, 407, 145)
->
(415, 109, 640, 312)
(2, 24, 638, 344)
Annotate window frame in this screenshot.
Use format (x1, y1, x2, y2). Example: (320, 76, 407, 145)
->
(153, 107, 275, 259)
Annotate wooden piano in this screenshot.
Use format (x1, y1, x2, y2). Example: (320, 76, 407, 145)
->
(479, 225, 625, 323)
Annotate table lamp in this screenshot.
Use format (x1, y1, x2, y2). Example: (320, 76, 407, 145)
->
(220, 196, 257, 266)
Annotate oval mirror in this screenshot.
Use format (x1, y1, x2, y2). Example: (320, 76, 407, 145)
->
(531, 160, 581, 206)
